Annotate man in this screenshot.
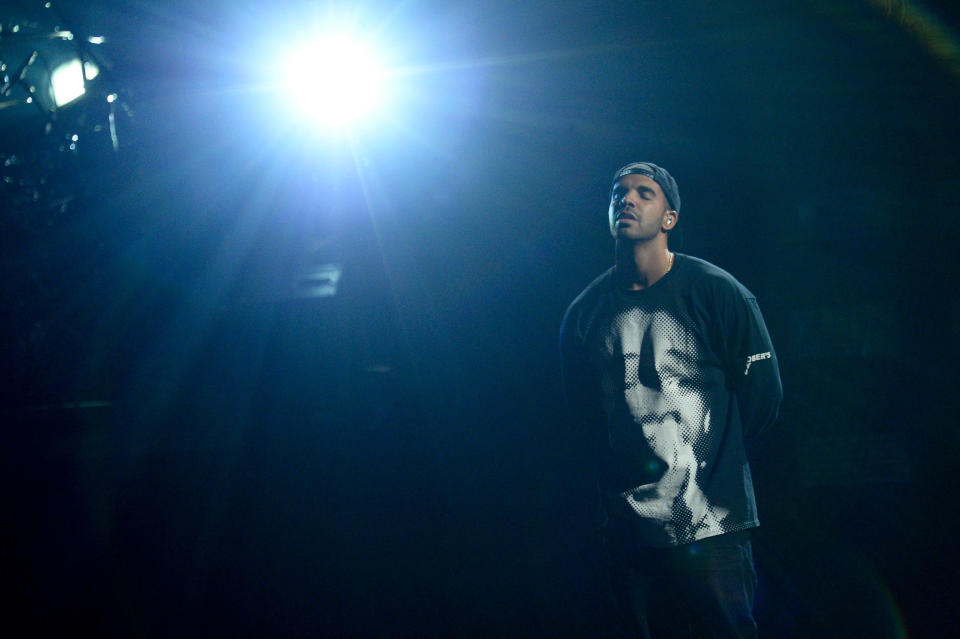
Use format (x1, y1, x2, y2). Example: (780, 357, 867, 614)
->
(560, 162, 782, 638)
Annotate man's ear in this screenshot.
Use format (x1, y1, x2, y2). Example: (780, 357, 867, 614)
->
(663, 210, 678, 230)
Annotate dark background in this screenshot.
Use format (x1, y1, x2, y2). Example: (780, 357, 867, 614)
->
(3, 1, 959, 637)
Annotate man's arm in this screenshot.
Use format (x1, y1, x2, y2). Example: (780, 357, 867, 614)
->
(721, 292, 783, 441)
(559, 309, 609, 529)
(560, 311, 603, 470)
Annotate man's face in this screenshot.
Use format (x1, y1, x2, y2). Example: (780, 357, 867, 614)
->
(608, 173, 672, 241)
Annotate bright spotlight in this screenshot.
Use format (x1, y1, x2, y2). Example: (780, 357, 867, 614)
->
(282, 32, 389, 130)
(50, 58, 100, 107)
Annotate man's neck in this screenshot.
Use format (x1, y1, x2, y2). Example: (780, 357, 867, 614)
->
(614, 240, 674, 291)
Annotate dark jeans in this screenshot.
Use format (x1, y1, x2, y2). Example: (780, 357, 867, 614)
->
(605, 523, 758, 639)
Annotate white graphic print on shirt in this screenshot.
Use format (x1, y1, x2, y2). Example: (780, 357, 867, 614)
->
(601, 306, 731, 544)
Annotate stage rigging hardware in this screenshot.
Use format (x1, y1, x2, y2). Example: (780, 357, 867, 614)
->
(1, 2, 134, 413)
(1, 1, 131, 232)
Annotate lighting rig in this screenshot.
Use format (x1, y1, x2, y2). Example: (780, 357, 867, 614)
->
(0, 1, 131, 233)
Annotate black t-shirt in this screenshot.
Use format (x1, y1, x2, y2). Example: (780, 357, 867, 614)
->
(560, 254, 782, 547)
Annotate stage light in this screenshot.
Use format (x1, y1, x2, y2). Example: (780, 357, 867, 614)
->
(50, 58, 99, 107)
(281, 31, 390, 131)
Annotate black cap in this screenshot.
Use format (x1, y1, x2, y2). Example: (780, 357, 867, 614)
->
(611, 162, 681, 211)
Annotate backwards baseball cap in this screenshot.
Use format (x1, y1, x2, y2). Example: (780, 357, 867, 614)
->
(611, 162, 681, 212)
